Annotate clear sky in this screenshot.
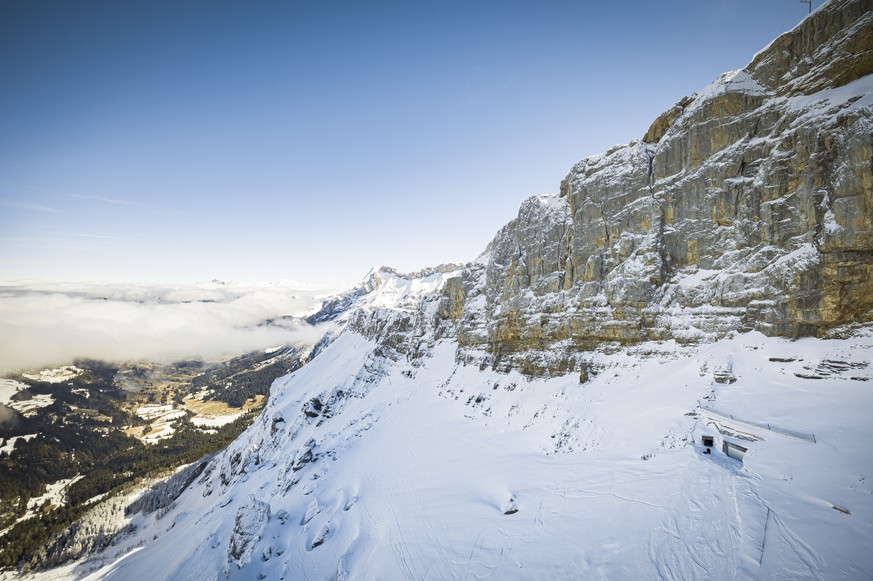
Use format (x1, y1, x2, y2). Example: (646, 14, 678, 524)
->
(0, 0, 813, 286)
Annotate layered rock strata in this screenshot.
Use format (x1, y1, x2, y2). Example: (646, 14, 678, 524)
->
(365, 0, 873, 375)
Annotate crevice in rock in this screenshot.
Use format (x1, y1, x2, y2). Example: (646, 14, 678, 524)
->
(646, 146, 656, 190)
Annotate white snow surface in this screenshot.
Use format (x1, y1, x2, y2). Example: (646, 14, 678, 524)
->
(22, 366, 84, 384)
(27, 476, 84, 514)
(684, 69, 767, 116)
(5, 393, 54, 416)
(134, 405, 175, 420)
(0, 433, 37, 454)
(0, 475, 86, 538)
(190, 412, 246, 428)
(36, 324, 872, 580)
(0, 379, 28, 406)
(365, 268, 460, 311)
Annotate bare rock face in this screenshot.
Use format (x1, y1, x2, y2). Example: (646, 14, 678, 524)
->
(747, 0, 873, 97)
(442, 0, 873, 375)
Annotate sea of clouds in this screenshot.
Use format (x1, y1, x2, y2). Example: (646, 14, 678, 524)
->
(0, 280, 341, 372)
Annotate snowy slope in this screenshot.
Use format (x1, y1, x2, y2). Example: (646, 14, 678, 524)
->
(22, 301, 869, 580)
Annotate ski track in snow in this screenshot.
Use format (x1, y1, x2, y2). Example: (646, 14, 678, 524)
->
(746, 485, 826, 580)
(650, 461, 739, 580)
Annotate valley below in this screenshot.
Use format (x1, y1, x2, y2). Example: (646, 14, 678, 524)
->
(0, 346, 306, 571)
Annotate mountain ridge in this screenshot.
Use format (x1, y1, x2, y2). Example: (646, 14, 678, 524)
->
(11, 1, 873, 578)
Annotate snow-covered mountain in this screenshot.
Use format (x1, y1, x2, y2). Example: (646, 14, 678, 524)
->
(17, 0, 873, 578)
(33, 273, 873, 580)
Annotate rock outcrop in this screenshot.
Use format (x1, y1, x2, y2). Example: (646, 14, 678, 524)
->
(428, 0, 873, 375)
(300, 0, 872, 379)
(228, 494, 271, 567)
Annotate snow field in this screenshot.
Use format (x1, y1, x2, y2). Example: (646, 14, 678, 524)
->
(0, 379, 28, 406)
(65, 327, 873, 580)
(5, 393, 54, 417)
(22, 366, 83, 384)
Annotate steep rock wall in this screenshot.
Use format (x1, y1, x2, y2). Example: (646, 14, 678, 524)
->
(445, 0, 873, 375)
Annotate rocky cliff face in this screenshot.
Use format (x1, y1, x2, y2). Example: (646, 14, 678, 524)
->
(32, 4, 873, 578)
(434, 0, 873, 375)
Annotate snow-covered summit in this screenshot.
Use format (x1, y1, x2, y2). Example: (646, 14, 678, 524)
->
(306, 264, 464, 326)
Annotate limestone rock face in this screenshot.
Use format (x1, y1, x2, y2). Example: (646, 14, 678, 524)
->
(643, 95, 695, 145)
(329, 0, 872, 377)
(747, 0, 873, 96)
(444, 0, 873, 374)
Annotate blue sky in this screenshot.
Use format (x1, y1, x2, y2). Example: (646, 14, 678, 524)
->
(0, 0, 812, 286)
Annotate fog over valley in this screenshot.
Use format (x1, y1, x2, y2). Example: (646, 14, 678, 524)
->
(0, 280, 338, 372)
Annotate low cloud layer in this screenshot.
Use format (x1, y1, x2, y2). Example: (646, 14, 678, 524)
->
(0, 281, 341, 372)
(0, 404, 16, 426)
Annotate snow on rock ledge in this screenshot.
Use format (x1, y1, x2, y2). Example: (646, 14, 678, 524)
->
(227, 494, 271, 568)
